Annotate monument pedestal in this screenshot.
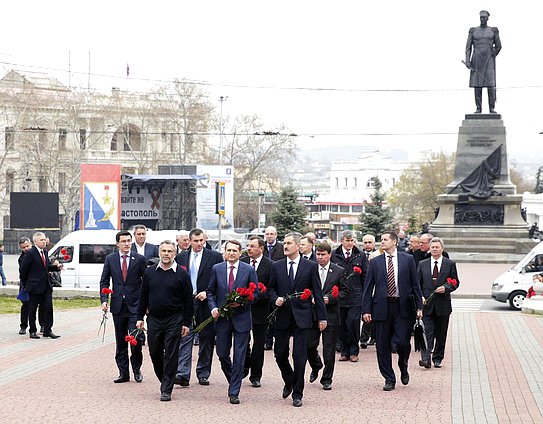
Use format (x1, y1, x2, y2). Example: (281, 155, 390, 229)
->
(430, 114, 534, 262)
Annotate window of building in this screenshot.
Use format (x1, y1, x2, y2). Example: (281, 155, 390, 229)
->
(339, 205, 350, 213)
(344, 177, 348, 187)
(39, 128, 47, 148)
(354, 177, 358, 187)
(352, 205, 363, 213)
(59, 172, 66, 194)
(331, 205, 338, 212)
(110, 133, 117, 151)
(58, 128, 67, 150)
(79, 129, 87, 149)
(3, 215, 9, 229)
(5, 127, 14, 151)
(39, 177, 47, 192)
(335, 177, 339, 187)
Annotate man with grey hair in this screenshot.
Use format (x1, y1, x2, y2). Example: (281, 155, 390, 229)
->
(417, 237, 459, 369)
(20, 232, 63, 339)
(176, 230, 190, 255)
(137, 240, 194, 401)
(413, 233, 449, 267)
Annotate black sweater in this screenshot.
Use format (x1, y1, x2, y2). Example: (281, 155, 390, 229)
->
(137, 265, 194, 327)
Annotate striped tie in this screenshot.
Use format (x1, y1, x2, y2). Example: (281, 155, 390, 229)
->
(387, 255, 396, 296)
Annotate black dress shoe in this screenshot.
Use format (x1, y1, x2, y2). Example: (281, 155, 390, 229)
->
(292, 398, 303, 407)
(39, 327, 44, 334)
(134, 371, 143, 382)
(360, 341, 368, 349)
(383, 382, 395, 391)
(282, 385, 293, 399)
(29, 332, 40, 339)
(419, 360, 431, 369)
(434, 361, 442, 368)
(160, 392, 171, 402)
(198, 377, 209, 386)
(309, 370, 319, 383)
(19, 328, 26, 335)
(322, 382, 332, 390)
(43, 332, 60, 339)
(229, 395, 240, 405)
(174, 376, 190, 386)
(114, 375, 130, 383)
(251, 380, 261, 388)
(401, 373, 409, 385)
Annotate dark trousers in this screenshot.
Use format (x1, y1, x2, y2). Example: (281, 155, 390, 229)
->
(307, 324, 338, 385)
(112, 303, 143, 376)
(215, 321, 250, 397)
(360, 321, 375, 343)
(339, 306, 360, 357)
(147, 313, 183, 395)
(421, 311, 450, 363)
(274, 325, 309, 400)
(28, 290, 53, 334)
(374, 301, 413, 384)
(20, 301, 29, 330)
(247, 323, 266, 383)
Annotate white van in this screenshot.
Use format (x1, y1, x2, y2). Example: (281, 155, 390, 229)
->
(491, 241, 543, 310)
(48, 230, 119, 291)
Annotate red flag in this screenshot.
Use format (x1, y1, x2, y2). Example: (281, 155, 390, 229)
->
(126, 64, 129, 77)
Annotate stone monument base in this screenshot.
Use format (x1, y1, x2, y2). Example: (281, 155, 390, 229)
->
(430, 193, 535, 263)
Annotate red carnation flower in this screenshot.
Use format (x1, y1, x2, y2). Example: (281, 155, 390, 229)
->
(181, 265, 187, 271)
(353, 266, 362, 274)
(236, 287, 246, 295)
(249, 282, 257, 290)
(331, 285, 339, 298)
(300, 289, 312, 301)
(258, 282, 267, 293)
(60, 248, 67, 255)
(446, 278, 458, 288)
(101, 288, 113, 295)
(63, 255, 70, 261)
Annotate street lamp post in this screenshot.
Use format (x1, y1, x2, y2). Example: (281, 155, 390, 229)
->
(219, 96, 228, 164)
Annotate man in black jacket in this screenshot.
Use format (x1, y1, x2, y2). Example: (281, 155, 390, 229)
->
(418, 237, 459, 369)
(307, 243, 345, 390)
(137, 241, 194, 401)
(17, 237, 33, 335)
(331, 230, 368, 362)
(241, 236, 272, 388)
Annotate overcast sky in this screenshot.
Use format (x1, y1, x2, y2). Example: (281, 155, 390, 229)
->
(2, 1, 542, 160)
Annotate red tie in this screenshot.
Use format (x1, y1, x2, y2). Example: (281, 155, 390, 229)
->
(41, 250, 46, 267)
(228, 265, 235, 292)
(387, 255, 396, 297)
(122, 255, 128, 281)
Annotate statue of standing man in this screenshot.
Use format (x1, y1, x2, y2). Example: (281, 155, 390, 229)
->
(465, 10, 502, 114)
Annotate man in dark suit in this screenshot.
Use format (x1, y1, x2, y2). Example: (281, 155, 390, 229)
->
(131, 224, 159, 262)
(136, 241, 194, 401)
(207, 240, 259, 404)
(241, 236, 272, 388)
(18, 237, 33, 335)
(360, 234, 377, 348)
(307, 243, 344, 390)
(299, 236, 316, 261)
(268, 232, 327, 407)
(418, 237, 459, 369)
(175, 228, 223, 386)
(20, 231, 63, 339)
(264, 226, 285, 261)
(362, 231, 423, 392)
(100, 230, 147, 383)
(175, 230, 190, 255)
(331, 230, 368, 362)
